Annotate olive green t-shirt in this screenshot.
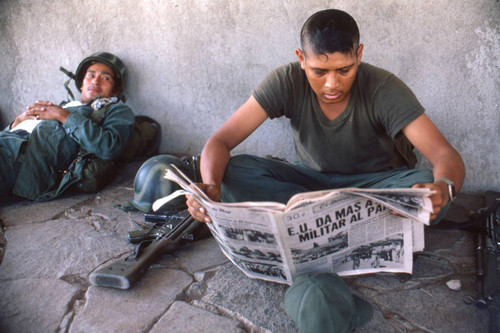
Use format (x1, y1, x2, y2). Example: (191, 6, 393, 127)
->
(252, 62, 424, 174)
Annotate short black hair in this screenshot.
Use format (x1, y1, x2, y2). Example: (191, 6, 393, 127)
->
(300, 9, 360, 57)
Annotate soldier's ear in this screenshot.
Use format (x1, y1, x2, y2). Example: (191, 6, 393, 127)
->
(356, 44, 364, 64)
(112, 83, 122, 96)
(296, 48, 306, 70)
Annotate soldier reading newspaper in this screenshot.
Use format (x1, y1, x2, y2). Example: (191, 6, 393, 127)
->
(153, 165, 433, 285)
(166, 8, 465, 332)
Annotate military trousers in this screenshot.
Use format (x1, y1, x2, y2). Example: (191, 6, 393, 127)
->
(0, 129, 27, 200)
(221, 154, 448, 224)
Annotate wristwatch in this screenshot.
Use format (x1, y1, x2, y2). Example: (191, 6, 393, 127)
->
(435, 177, 456, 202)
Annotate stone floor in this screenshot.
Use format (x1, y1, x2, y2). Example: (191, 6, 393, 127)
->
(0, 160, 494, 333)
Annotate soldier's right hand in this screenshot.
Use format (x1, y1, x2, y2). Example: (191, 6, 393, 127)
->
(186, 183, 221, 223)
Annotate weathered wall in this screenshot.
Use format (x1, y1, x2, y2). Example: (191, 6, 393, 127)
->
(0, 0, 498, 193)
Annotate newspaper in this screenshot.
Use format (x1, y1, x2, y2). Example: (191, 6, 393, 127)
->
(154, 165, 433, 285)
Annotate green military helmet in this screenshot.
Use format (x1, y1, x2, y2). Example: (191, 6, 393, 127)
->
(131, 155, 192, 213)
(74, 52, 127, 102)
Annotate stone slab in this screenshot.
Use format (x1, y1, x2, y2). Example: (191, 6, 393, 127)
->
(0, 193, 92, 227)
(0, 278, 81, 333)
(157, 237, 229, 274)
(151, 301, 245, 333)
(70, 269, 192, 333)
(373, 283, 489, 332)
(201, 262, 300, 333)
(0, 218, 133, 280)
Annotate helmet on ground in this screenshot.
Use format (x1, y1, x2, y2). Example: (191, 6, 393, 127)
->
(74, 52, 127, 102)
(131, 155, 192, 213)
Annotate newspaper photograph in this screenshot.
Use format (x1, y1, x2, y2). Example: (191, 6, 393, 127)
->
(154, 165, 433, 284)
(202, 205, 292, 283)
(277, 194, 414, 278)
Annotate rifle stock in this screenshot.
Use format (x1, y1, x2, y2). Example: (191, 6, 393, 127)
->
(89, 210, 200, 289)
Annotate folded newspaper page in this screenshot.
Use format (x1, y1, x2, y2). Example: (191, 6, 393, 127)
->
(154, 165, 433, 285)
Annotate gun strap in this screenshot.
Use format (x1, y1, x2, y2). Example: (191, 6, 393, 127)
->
(60, 66, 76, 102)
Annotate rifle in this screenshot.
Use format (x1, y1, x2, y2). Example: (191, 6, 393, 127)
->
(475, 191, 500, 333)
(89, 209, 203, 289)
(433, 191, 500, 332)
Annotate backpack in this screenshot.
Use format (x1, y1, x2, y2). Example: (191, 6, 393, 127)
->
(118, 115, 161, 162)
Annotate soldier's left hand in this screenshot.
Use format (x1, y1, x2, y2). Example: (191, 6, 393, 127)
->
(412, 182, 448, 220)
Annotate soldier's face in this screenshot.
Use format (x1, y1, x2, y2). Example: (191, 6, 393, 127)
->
(80, 62, 119, 104)
(296, 45, 363, 107)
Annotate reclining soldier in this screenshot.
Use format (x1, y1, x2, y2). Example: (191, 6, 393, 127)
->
(0, 52, 135, 202)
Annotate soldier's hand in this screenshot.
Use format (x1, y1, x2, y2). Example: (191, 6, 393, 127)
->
(186, 183, 221, 223)
(412, 182, 447, 220)
(11, 105, 38, 129)
(26, 101, 70, 123)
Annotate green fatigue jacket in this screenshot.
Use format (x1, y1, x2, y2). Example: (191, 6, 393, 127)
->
(1, 101, 134, 201)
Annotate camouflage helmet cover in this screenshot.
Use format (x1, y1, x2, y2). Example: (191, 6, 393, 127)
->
(131, 155, 192, 213)
(74, 52, 127, 101)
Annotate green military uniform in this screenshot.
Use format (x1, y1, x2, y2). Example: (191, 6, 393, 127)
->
(0, 101, 134, 201)
(253, 62, 423, 174)
(222, 62, 435, 209)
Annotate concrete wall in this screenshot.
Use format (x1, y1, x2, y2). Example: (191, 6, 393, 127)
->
(0, 0, 498, 193)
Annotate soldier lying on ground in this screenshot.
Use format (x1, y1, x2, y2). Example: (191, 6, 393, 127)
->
(0, 52, 135, 202)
